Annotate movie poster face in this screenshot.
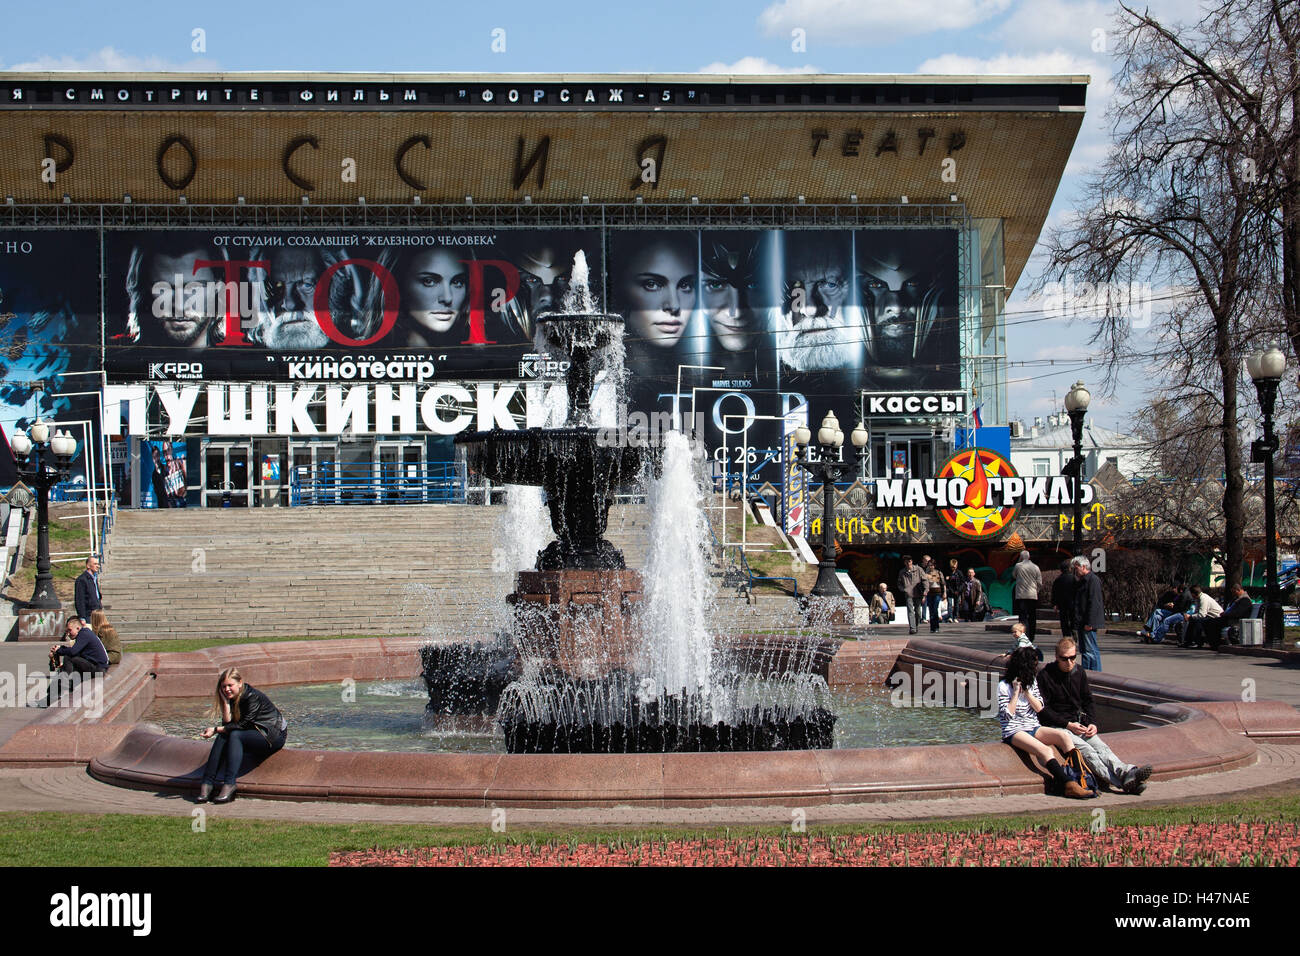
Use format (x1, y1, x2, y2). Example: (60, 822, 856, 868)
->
(102, 229, 604, 381)
(0, 230, 101, 467)
(611, 229, 960, 456)
(100, 227, 960, 461)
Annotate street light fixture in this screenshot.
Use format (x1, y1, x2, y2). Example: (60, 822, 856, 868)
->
(1248, 347, 1287, 646)
(1064, 380, 1091, 556)
(9, 421, 78, 608)
(795, 412, 869, 598)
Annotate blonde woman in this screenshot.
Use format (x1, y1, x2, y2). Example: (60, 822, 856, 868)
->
(89, 609, 121, 666)
(197, 667, 287, 804)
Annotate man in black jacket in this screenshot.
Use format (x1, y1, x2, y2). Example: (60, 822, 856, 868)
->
(1071, 555, 1104, 671)
(1212, 584, 1256, 649)
(1037, 636, 1153, 794)
(74, 556, 102, 622)
(49, 615, 109, 676)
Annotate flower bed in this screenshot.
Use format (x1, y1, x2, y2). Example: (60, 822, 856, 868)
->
(331, 822, 1299, 867)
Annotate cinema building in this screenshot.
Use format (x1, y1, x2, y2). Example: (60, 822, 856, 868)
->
(1, 71, 1107, 577)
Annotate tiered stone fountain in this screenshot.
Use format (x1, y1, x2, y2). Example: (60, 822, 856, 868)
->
(444, 306, 835, 753)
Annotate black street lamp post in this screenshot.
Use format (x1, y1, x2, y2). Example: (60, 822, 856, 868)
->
(1064, 380, 1091, 556)
(1248, 348, 1288, 647)
(8, 420, 77, 609)
(794, 411, 869, 598)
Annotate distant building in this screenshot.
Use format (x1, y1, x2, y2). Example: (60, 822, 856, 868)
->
(1009, 412, 1153, 481)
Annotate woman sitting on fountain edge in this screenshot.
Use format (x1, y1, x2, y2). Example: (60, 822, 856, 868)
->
(997, 647, 1091, 799)
(196, 667, 288, 804)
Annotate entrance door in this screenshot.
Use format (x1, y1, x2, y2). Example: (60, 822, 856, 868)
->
(202, 442, 254, 507)
(375, 440, 426, 503)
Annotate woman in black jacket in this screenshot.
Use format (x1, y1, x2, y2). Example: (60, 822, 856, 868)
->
(197, 667, 287, 804)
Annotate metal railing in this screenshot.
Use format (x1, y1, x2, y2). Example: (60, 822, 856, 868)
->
(288, 462, 466, 506)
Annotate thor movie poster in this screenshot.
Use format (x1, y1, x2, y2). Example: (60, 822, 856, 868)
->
(101, 229, 603, 382)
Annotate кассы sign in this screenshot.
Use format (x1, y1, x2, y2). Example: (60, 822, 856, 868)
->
(861, 391, 966, 417)
(874, 448, 1095, 539)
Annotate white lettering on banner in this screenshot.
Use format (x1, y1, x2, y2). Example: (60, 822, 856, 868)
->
(875, 475, 1091, 509)
(476, 382, 516, 430)
(325, 384, 370, 435)
(865, 393, 966, 416)
(101, 385, 149, 437)
(877, 480, 905, 508)
(373, 384, 418, 434)
(274, 384, 318, 435)
(420, 384, 473, 435)
(712, 392, 756, 434)
(208, 385, 269, 435)
(524, 381, 566, 427)
(153, 384, 201, 435)
(104, 382, 604, 438)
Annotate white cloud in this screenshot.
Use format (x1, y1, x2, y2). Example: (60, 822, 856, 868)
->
(991, 0, 1112, 53)
(696, 57, 821, 74)
(915, 49, 1094, 77)
(758, 0, 1013, 44)
(4, 47, 218, 72)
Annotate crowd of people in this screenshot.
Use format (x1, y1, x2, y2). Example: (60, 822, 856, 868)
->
(1141, 580, 1255, 648)
(888, 555, 993, 632)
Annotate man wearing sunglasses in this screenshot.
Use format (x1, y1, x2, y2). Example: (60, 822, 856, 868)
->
(1036, 636, 1153, 794)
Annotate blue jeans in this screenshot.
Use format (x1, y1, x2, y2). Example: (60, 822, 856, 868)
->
(926, 592, 942, 631)
(1152, 613, 1184, 645)
(203, 728, 285, 785)
(1145, 607, 1173, 634)
(1079, 628, 1102, 671)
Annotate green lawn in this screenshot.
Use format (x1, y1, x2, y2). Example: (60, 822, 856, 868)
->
(3, 791, 1297, 866)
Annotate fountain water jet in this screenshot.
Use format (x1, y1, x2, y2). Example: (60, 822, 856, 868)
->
(434, 257, 836, 752)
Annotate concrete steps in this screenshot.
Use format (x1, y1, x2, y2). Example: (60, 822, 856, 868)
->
(103, 502, 800, 642)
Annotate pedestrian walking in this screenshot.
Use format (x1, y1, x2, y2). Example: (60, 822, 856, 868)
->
(1012, 551, 1043, 642)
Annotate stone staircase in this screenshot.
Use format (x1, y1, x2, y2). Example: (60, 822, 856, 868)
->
(103, 504, 796, 642)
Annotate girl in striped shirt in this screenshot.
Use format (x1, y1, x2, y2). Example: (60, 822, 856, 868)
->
(998, 646, 1092, 799)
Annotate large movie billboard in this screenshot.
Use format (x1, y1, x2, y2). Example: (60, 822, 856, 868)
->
(99, 227, 960, 456)
(0, 230, 102, 473)
(102, 229, 602, 381)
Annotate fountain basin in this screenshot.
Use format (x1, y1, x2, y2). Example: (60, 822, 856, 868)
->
(4, 637, 1295, 806)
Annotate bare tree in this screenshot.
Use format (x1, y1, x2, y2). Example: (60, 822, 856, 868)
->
(1042, 0, 1297, 590)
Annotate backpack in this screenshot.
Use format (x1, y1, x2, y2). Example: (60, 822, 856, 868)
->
(1063, 748, 1100, 796)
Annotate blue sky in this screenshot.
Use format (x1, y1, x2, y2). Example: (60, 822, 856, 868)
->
(1, 0, 1213, 432)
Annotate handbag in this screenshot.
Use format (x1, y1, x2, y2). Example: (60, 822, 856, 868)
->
(1063, 747, 1099, 796)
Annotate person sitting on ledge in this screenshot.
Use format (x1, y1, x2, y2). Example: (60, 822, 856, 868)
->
(1008, 622, 1043, 662)
(1212, 583, 1255, 649)
(1181, 585, 1223, 648)
(89, 609, 121, 667)
(1035, 636, 1153, 794)
(197, 667, 288, 804)
(997, 646, 1093, 799)
(49, 615, 109, 678)
(1140, 582, 1184, 642)
(869, 582, 896, 625)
